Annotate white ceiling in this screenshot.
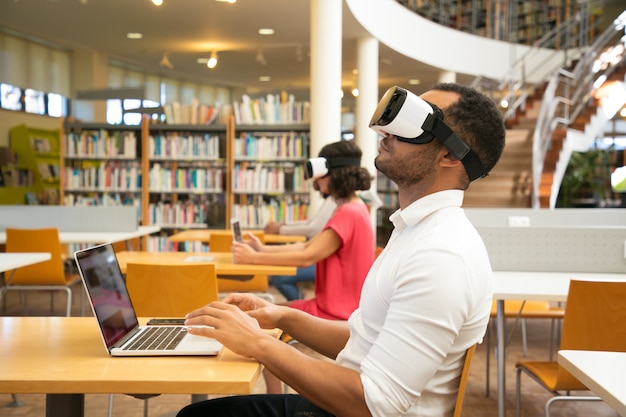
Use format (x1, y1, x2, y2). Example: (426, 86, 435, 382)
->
(0, 0, 473, 109)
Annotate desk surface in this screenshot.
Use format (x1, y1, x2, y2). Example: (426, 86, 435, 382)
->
(167, 229, 306, 244)
(0, 225, 160, 245)
(0, 316, 266, 395)
(493, 271, 626, 302)
(0, 252, 52, 273)
(115, 250, 297, 277)
(558, 350, 626, 417)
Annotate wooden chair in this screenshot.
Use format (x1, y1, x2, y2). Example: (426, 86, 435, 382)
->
(107, 261, 220, 417)
(209, 230, 274, 302)
(484, 299, 565, 395)
(515, 280, 626, 417)
(1, 227, 81, 317)
(453, 344, 477, 417)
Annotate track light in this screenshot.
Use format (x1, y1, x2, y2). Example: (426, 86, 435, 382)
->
(207, 51, 218, 69)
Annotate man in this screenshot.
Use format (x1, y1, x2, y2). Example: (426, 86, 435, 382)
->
(178, 83, 506, 417)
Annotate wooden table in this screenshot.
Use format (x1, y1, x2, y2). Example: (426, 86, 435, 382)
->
(0, 225, 161, 245)
(167, 229, 306, 245)
(0, 316, 273, 417)
(115, 250, 297, 280)
(493, 271, 626, 417)
(558, 350, 626, 417)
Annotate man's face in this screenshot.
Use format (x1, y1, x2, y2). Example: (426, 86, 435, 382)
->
(374, 90, 459, 187)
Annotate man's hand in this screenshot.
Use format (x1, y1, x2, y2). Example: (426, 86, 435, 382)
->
(184, 301, 270, 358)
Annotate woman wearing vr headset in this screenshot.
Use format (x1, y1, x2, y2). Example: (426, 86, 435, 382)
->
(230, 139, 375, 321)
(179, 83, 505, 417)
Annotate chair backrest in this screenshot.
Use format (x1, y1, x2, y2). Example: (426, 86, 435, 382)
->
(125, 262, 219, 317)
(209, 230, 268, 293)
(453, 344, 477, 417)
(5, 227, 66, 285)
(556, 279, 626, 387)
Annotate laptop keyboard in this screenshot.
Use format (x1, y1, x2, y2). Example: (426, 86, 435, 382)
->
(124, 326, 187, 351)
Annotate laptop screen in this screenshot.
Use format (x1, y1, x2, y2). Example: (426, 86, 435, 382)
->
(75, 243, 139, 349)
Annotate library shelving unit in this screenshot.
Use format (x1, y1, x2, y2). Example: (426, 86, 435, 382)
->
(145, 122, 227, 252)
(2, 124, 61, 205)
(229, 121, 311, 229)
(61, 120, 143, 211)
(376, 173, 399, 248)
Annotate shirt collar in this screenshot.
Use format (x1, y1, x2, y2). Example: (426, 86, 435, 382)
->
(389, 190, 464, 230)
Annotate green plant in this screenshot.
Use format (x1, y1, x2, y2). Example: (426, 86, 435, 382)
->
(556, 149, 608, 208)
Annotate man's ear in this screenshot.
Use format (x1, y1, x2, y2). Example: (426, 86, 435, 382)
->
(439, 151, 463, 169)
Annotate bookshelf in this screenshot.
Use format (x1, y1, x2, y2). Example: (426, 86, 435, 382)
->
(145, 123, 227, 252)
(60, 121, 143, 216)
(1, 125, 61, 205)
(376, 173, 399, 247)
(229, 123, 311, 229)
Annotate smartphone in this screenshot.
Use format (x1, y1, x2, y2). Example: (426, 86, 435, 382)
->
(231, 218, 243, 242)
(146, 318, 186, 326)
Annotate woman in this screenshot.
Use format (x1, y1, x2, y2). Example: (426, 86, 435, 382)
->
(231, 140, 375, 320)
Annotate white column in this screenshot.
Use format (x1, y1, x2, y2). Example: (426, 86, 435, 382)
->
(310, 0, 342, 208)
(354, 36, 380, 234)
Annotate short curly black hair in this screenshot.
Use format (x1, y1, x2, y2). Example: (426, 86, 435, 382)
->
(429, 83, 506, 183)
(318, 140, 373, 199)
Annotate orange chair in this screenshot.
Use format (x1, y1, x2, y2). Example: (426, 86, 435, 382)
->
(209, 230, 274, 302)
(484, 299, 565, 395)
(454, 344, 477, 417)
(110, 261, 219, 417)
(2, 227, 81, 317)
(515, 280, 626, 417)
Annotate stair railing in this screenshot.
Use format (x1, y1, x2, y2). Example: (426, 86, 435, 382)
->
(530, 10, 626, 208)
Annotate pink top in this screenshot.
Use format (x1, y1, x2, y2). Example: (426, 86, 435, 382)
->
(290, 202, 375, 320)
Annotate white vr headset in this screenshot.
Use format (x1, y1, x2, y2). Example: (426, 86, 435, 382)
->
(369, 86, 486, 181)
(304, 156, 361, 180)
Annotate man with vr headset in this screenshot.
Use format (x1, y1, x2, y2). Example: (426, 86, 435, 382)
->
(178, 83, 505, 417)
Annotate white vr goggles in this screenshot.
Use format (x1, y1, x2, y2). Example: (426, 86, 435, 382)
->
(304, 156, 361, 180)
(369, 86, 486, 181)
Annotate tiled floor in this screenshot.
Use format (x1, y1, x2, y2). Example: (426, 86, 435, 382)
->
(0, 284, 618, 417)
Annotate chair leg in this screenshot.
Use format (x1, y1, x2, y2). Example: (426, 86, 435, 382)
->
(143, 398, 148, 417)
(7, 394, 25, 407)
(64, 288, 72, 317)
(485, 320, 491, 397)
(515, 367, 522, 417)
(521, 318, 528, 357)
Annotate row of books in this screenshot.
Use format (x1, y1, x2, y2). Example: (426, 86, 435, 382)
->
(63, 192, 140, 208)
(149, 134, 221, 159)
(232, 163, 309, 193)
(65, 130, 137, 158)
(63, 163, 142, 191)
(30, 136, 54, 153)
(0, 168, 34, 187)
(234, 132, 308, 159)
(149, 163, 224, 192)
(232, 200, 309, 228)
(233, 93, 310, 125)
(162, 101, 232, 126)
(37, 162, 60, 180)
(145, 237, 208, 253)
(147, 201, 211, 227)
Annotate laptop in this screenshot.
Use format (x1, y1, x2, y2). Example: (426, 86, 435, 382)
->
(74, 243, 223, 357)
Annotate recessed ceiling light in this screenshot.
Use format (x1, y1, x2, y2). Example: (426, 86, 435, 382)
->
(197, 58, 208, 64)
(259, 76, 271, 82)
(258, 28, 275, 36)
(126, 33, 143, 40)
(215, 0, 236, 3)
(408, 79, 421, 85)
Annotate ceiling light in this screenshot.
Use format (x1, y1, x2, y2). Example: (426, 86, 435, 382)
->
(258, 28, 275, 35)
(259, 76, 271, 82)
(351, 88, 359, 97)
(126, 33, 143, 40)
(207, 51, 218, 69)
(151, 0, 163, 5)
(215, 0, 236, 3)
(159, 52, 173, 69)
(408, 79, 421, 85)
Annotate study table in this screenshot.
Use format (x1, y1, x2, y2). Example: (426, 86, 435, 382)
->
(115, 250, 297, 280)
(0, 225, 161, 246)
(0, 316, 273, 417)
(493, 271, 626, 417)
(167, 229, 306, 245)
(558, 350, 626, 417)
(0, 252, 52, 286)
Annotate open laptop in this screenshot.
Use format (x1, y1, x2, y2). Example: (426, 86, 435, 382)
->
(74, 243, 223, 357)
